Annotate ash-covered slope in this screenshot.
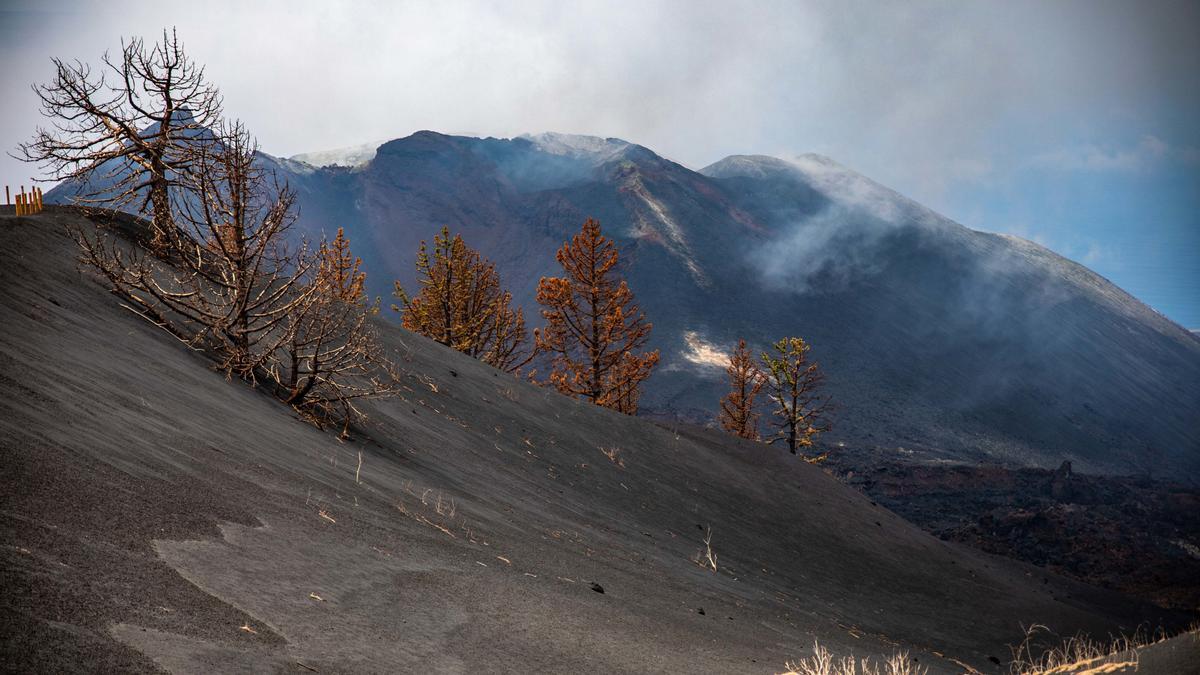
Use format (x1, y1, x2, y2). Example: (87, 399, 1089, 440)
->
(46, 131, 1200, 479)
(0, 208, 1183, 673)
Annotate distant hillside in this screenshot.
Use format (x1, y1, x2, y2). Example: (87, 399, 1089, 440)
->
(1, 208, 1184, 673)
(47, 131, 1200, 479)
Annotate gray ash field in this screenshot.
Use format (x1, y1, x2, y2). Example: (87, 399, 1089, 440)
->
(0, 208, 1189, 672)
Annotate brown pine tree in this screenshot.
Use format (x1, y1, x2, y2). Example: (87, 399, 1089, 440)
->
(760, 336, 832, 457)
(281, 247, 394, 435)
(535, 218, 659, 414)
(393, 227, 531, 373)
(719, 338, 765, 440)
(317, 227, 367, 304)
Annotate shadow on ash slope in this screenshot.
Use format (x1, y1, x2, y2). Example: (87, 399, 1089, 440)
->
(0, 209, 1185, 674)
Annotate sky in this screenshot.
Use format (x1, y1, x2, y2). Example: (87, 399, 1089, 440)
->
(2, 0, 1197, 328)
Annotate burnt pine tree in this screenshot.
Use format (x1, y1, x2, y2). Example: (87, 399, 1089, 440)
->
(317, 228, 367, 304)
(761, 336, 832, 456)
(393, 227, 532, 373)
(281, 227, 396, 435)
(535, 218, 659, 414)
(75, 119, 310, 380)
(74, 118, 396, 433)
(719, 338, 765, 440)
(19, 28, 222, 246)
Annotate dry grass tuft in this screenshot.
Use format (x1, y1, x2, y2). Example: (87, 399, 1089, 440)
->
(393, 480, 476, 542)
(1006, 624, 1164, 674)
(782, 640, 927, 675)
(599, 445, 625, 468)
(692, 525, 718, 572)
(416, 374, 439, 393)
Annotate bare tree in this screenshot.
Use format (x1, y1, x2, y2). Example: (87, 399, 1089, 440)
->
(18, 28, 221, 245)
(86, 119, 313, 379)
(74, 121, 397, 433)
(277, 230, 398, 433)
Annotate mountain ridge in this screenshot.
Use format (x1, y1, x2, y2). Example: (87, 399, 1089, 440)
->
(45, 130, 1200, 479)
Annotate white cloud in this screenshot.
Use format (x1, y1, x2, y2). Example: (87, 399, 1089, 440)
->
(2, 0, 1197, 208)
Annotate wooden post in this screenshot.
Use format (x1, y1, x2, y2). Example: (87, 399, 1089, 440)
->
(4, 185, 9, 206)
(35, 187, 42, 212)
(20, 186, 27, 216)
(15, 194, 23, 216)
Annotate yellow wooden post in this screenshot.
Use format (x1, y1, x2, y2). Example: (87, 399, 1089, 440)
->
(35, 187, 42, 212)
(16, 194, 23, 216)
(21, 187, 27, 216)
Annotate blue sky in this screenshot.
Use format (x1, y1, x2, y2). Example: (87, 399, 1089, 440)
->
(2, 0, 1197, 328)
(945, 132, 1199, 330)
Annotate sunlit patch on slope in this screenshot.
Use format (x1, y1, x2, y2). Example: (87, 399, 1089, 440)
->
(678, 331, 728, 371)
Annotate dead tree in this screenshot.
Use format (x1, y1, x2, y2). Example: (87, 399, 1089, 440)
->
(149, 119, 312, 379)
(73, 121, 397, 433)
(279, 274, 396, 434)
(18, 28, 221, 245)
(277, 229, 398, 433)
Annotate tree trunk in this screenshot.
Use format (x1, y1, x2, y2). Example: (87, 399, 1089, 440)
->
(148, 175, 172, 249)
(589, 287, 601, 403)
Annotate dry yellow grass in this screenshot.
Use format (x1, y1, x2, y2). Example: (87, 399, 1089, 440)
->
(780, 640, 926, 675)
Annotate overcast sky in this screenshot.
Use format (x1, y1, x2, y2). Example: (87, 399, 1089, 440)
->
(2, 0, 1197, 327)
